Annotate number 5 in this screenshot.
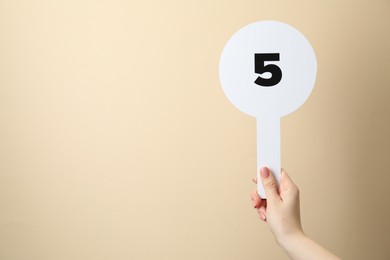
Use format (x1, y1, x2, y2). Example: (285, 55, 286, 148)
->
(254, 53, 282, 87)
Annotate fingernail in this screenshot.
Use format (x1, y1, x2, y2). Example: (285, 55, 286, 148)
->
(259, 212, 266, 221)
(260, 167, 269, 178)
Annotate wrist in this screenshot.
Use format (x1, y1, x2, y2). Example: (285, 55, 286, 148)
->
(277, 230, 341, 260)
(277, 230, 306, 251)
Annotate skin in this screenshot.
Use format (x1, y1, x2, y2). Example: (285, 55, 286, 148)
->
(251, 167, 341, 260)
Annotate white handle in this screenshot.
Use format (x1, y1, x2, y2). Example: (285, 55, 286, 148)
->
(256, 117, 281, 198)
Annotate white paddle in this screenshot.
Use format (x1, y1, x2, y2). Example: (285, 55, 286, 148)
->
(219, 21, 317, 198)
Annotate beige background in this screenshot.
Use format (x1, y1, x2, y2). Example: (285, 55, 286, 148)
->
(1, 1, 389, 259)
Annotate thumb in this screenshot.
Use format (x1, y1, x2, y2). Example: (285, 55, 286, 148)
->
(260, 167, 279, 201)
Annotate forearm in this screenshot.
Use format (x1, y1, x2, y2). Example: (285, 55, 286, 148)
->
(278, 232, 340, 260)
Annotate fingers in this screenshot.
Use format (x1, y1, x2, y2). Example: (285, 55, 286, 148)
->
(251, 176, 268, 209)
(251, 176, 266, 221)
(257, 204, 267, 222)
(260, 167, 280, 202)
(251, 188, 262, 208)
(252, 176, 258, 184)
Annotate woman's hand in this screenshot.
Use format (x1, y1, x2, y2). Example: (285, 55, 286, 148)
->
(251, 167, 341, 260)
(251, 167, 303, 244)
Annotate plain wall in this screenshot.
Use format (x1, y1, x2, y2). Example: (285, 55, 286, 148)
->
(1, 1, 389, 259)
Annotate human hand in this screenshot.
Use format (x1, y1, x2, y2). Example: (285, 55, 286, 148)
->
(251, 167, 304, 244)
(251, 167, 341, 259)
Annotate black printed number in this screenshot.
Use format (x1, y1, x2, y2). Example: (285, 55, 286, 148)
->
(254, 53, 282, 87)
